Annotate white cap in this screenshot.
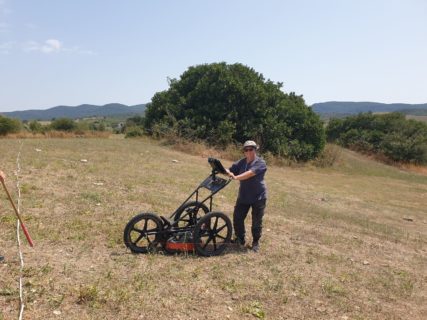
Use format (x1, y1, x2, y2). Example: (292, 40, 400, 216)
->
(243, 140, 258, 149)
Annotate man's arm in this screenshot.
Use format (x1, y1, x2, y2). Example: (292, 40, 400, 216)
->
(233, 159, 266, 181)
(233, 170, 256, 181)
(0, 170, 5, 182)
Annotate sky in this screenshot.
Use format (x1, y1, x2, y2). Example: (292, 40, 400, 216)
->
(0, 0, 426, 112)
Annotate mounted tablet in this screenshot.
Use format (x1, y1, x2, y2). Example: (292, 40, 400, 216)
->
(208, 158, 227, 175)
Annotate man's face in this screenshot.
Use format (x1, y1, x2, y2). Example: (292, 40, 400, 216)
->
(244, 147, 256, 160)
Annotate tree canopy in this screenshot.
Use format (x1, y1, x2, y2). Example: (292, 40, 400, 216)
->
(144, 62, 325, 160)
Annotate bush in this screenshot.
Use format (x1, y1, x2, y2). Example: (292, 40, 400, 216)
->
(125, 126, 144, 138)
(0, 116, 22, 135)
(89, 121, 106, 132)
(50, 118, 77, 132)
(143, 62, 325, 161)
(28, 120, 45, 133)
(326, 112, 427, 164)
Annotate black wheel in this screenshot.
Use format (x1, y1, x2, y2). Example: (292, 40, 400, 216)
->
(193, 212, 232, 256)
(123, 213, 163, 253)
(174, 201, 209, 227)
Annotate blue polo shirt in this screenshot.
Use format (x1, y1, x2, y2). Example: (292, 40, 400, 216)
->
(229, 156, 267, 205)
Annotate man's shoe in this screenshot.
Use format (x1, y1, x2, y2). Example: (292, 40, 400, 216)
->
(252, 242, 260, 253)
(231, 237, 246, 246)
(0, 255, 4, 263)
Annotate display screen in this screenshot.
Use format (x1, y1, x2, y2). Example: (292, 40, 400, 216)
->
(208, 158, 227, 174)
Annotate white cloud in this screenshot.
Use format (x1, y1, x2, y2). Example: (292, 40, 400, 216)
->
(20, 39, 95, 55)
(24, 39, 61, 53)
(24, 39, 63, 54)
(42, 39, 62, 53)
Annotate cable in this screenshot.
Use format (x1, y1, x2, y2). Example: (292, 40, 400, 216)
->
(14, 141, 25, 320)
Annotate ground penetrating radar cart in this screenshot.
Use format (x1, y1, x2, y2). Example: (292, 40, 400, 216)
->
(123, 158, 233, 256)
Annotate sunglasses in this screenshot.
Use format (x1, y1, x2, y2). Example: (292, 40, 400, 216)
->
(244, 148, 255, 152)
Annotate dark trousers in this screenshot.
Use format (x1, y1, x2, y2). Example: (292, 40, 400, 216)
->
(233, 198, 266, 243)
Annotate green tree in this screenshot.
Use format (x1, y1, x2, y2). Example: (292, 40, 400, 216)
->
(144, 62, 325, 160)
(380, 120, 427, 163)
(0, 116, 22, 135)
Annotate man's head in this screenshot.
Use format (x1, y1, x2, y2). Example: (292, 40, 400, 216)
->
(243, 140, 258, 160)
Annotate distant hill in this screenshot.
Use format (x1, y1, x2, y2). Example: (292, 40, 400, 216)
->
(311, 101, 427, 117)
(0, 103, 147, 121)
(4, 101, 427, 121)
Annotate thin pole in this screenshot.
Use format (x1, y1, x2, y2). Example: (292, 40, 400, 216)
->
(0, 179, 34, 247)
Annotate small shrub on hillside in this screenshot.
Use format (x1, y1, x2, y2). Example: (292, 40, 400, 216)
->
(0, 116, 22, 136)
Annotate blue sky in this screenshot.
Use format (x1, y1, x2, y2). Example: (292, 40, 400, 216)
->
(0, 0, 426, 112)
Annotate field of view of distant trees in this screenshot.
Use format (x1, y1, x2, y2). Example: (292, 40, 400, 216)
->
(1, 62, 427, 164)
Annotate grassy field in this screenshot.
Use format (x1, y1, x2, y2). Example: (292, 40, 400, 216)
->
(406, 115, 427, 123)
(0, 137, 426, 320)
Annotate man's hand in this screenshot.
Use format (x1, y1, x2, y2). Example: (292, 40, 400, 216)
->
(233, 170, 256, 181)
(225, 169, 236, 179)
(0, 170, 5, 182)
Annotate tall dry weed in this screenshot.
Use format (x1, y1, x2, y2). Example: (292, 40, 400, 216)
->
(313, 144, 342, 167)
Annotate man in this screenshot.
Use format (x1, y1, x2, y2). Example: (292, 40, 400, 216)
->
(226, 140, 267, 252)
(0, 170, 5, 262)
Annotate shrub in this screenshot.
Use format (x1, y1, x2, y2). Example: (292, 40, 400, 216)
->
(125, 126, 144, 138)
(50, 118, 76, 132)
(326, 112, 427, 164)
(28, 120, 45, 133)
(0, 116, 22, 135)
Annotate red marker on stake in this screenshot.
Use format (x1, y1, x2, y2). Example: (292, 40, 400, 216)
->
(1, 178, 34, 247)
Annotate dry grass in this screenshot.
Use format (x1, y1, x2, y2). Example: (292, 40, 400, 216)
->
(3, 131, 111, 139)
(399, 163, 427, 176)
(406, 115, 427, 123)
(158, 135, 243, 162)
(0, 137, 426, 319)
